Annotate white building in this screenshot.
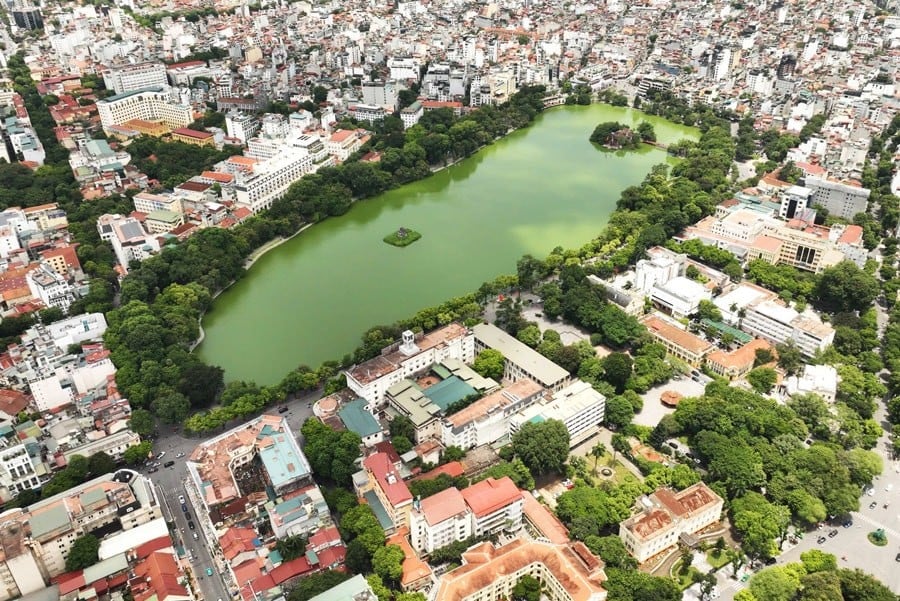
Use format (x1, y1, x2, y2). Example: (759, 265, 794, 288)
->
(649, 276, 712, 319)
(634, 248, 686, 293)
(345, 325, 475, 407)
(225, 110, 260, 143)
(409, 487, 472, 553)
(400, 101, 423, 129)
(96, 214, 161, 273)
(779, 185, 813, 220)
(388, 57, 420, 81)
(96, 88, 192, 134)
(133, 191, 182, 215)
(0, 226, 21, 258)
(28, 375, 73, 412)
(326, 129, 366, 162)
(508, 380, 606, 448)
(472, 323, 571, 391)
(62, 430, 141, 462)
(784, 364, 839, 403)
(741, 300, 835, 357)
(26, 263, 74, 312)
(620, 483, 724, 563)
(0, 443, 42, 499)
(103, 62, 168, 94)
(441, 379, 544, 450)
(460, 476, 523, 536)
(361, 80, 398, 110)
(804, 176, 871, 220)
(352, 104, 386, 124)
(44, 313, 108, 351)
(233, 146, 315, 214)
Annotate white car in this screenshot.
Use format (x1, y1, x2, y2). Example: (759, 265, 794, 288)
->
(157, 451, 166, 459)
(178, 495, 186, 504)
(886, 484, 894, 492)
(175, 452, 185, 458)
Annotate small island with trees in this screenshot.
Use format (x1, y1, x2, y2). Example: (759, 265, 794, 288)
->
(383, 227, 422, 247)
(589, 120, 657, 150)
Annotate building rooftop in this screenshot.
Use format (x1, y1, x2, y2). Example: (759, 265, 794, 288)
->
(422, 375, 477, 411)
(257, 427, 311, 489)
(434, 539, 607, 601)
(460, 476, 520, 518)
(418, 486, 467, 526)
(472, 323, 569, 387)
(444, 378, 542, 430)
(338, 398, 382, 437)
(521, 491, 570, 544)
(307, 574, 375, 601)
(640, 315, 714, 356)
(363, 451, 412, 508)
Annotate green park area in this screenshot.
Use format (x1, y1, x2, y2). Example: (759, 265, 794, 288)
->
(383, 227, 422, 247)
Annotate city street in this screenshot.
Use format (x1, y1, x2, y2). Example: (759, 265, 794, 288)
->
(138, 386, 322, 601)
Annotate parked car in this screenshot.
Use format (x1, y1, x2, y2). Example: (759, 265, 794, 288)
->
(562, 479, 575, 490)
(870, 501, 878, 509)
(193, 532, 199, 540)
(157, 452, 166, 459)
(206, 567, 214, 576)
(842, 519, 853, 528)
(817, 536, 827, 544)
(181, 503, 187, 512)
(895, 553, 900, 562)
(828, 529, 838, 538)
(178, 495, 185, 504)
(175, 452, 185, 458)
(147, 467, 158, 474)
(188, 521, 195, 530)
(164, 460, 175, 468)
(278, 406, 289, 413)
(886, 484, 894, 492)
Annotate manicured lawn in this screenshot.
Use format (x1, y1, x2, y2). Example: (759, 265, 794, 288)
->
(670, 560, 702, 590)
(383, 227, 422, 247)
(707, 549, 730, 569)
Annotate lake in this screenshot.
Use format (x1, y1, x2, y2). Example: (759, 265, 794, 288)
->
(197, 105, 697, 383)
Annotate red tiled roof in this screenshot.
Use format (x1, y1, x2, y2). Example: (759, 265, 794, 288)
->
(172, 127, 213, 139)
(410, 461, 464, 482)
(461, 477, 520, 517)
(364, 452, 412, 507)
(134, 536, 173, 560)
(420, 487, 467, 526)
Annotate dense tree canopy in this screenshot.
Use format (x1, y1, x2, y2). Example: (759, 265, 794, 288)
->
(511, 419, 570, 475)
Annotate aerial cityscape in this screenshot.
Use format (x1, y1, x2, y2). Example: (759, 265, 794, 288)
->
(0, 0, 897, 600)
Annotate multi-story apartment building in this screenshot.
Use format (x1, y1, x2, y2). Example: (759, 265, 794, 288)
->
(186, 414, 313, 511)
(346, 326, 475, 407)
(400, 101, 423, 129)
(441, 379, 543, 450)
(508, 380, 606, 448)
(741, 300, 835, 357)
(26, 263, 74, 312)
(620, 483, 723, 563)
(225, 110, 260, 143)
(61, 430, 140, 463)
(460, 476, 523, 537)
(23, 204, 68, 232)
(103, 62, 167, 95)
(326, 129, 366, 162)
(409, 487, 471, 553)
(0, 443, 43, 500)
(355, 451, 413, 533)
(472, 323, 570, 391)
(0, 469, 162, 596)
(96, 214, 161, 274)
(96, 89, 192, 135)
(233, 147, 315, 214)
(433, 539, 607, 601)
(133, 192, 183, 215)
(761, 219, 844, 273)
(804, 175, 871, 221)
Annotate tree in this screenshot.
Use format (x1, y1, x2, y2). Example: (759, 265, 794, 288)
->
(584, 535, 637, 569)
(288, 571, 351, 601)
(776, 343, 803, 375)
(472, 349, 505, 380)
(275, 534, 308, 561)
(604, 394, 636, 429)
(837, 568, 897, 601)
(602, 352, 633, 393)
(88, 451, 117, 476)
(65, 534, 100, 571)
(478, 458, 535, 490)
(128, 408, 155, 437)
(754, 348, 775, 367)
(123, 441, 153, 465)
(152, 391, 191, 424)
(800, 549, 837, 573)
(511, 419, 570, 475)
(512, 575, 542, 601)
(696, 299, 722, 322)
(748, 566, 801, 601)
(517, 324, 542, 348)
(636, 121, 656, 143)
(814, 261, 879, 314)
(372, 544, 404, 585)
(604, 568, 681, 601)
(747, 367, 777, 394)
(177, 362, 225, 407)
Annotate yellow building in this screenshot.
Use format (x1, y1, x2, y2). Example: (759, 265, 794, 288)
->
(171, 127, 216, 147)
(119, 118, 170, 137)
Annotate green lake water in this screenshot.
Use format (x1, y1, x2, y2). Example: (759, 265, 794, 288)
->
(197, 105, 697, 383)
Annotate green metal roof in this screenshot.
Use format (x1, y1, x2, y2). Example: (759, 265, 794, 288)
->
(422, 375, 477, 411)
(700, 318, 753, 343)
(363, 490, 393, 530)
(308, 575, 373, 601)
(338, 399, 381, 437)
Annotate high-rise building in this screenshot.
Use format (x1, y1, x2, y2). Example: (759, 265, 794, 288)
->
(103, 62, 168, 95)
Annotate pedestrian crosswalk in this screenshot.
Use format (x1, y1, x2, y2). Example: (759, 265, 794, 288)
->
(852, 511, 900, 539)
